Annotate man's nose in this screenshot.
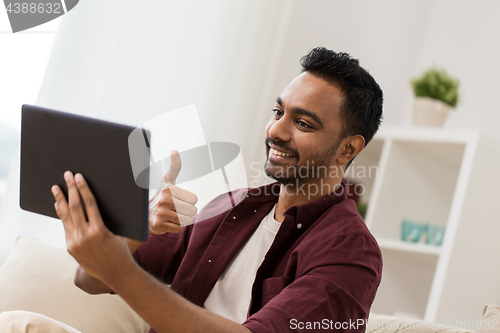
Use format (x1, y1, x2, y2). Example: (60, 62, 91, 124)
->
(268, 117, 292, 142)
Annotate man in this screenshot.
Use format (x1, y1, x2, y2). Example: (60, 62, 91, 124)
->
(8, 47, 384, 332)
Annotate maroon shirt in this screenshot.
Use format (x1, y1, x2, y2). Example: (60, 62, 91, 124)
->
(134, 182, 382, 332)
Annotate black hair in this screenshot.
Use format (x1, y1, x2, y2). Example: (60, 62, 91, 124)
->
(300, 47, 383, 149)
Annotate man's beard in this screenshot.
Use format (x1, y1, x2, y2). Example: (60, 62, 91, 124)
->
(264, 138, 341, 186)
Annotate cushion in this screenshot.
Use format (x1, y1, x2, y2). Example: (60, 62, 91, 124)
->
(476, 305, 500, 333)
(0, 236, 150, 333)
(0, 310, 82, 333)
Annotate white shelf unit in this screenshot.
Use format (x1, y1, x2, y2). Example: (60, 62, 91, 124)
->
(346, 126, 500, 321)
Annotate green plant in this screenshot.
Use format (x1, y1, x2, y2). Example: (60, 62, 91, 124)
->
(411, 68, 460, 108)
(356, 202, 368, 219)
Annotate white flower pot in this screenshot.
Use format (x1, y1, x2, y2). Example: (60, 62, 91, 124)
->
(413, 97, 452, 127)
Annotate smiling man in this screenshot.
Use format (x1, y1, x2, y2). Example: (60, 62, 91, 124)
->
(265, 67, 366, 219)
(0, 47, 383, 333)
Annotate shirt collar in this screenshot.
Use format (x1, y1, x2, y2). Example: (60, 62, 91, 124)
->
(241, 181, 347, 224)
(287, 182, 347, 227)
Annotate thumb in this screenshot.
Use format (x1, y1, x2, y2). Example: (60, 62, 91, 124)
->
(165, 150, 181, 185)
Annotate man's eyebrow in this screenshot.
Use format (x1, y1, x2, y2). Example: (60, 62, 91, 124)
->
(275, 96, 324, 127)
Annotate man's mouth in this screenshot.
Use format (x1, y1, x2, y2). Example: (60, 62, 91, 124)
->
(270, 148, 294, 158)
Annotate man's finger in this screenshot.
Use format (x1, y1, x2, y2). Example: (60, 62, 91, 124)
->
(64, 171, 87, 227)
(151, 208, 192, 232)
(51, 185, 74, 234)
(171, 197, 198, 217)
(165, 185, 198, 205)
(155, 196, 197, 218)
(74, 173, 103, 224)
(165, 150, 181, 185)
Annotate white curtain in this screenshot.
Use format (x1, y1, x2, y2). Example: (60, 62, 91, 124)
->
(0, 0, 300, 262)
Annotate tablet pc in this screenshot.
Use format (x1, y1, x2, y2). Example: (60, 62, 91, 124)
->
(20, 104, 149, 241)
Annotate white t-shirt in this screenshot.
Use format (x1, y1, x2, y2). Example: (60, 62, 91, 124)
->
(204, 205, 281, 323)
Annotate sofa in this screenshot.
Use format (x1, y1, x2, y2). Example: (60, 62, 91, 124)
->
(0, 237, 498, 333)
(0, 237, 149, 332)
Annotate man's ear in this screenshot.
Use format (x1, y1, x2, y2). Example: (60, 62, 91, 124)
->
(336, 135, 365, 166)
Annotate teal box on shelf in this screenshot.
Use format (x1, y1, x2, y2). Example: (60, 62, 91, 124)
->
(401, 219, 425, 242)
(426, 224, 446, 246)
(401, 219, 445, 246)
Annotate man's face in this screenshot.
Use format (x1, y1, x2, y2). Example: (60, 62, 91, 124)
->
(264, 71, 345, 185)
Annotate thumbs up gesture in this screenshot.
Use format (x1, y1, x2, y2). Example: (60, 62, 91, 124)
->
(148, 150, 198, 234)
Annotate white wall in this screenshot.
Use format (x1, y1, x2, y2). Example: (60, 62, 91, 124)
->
(36, 0, 299, 184)
(415, 0, 500, 141)
(6, 0, 500, 186)
(275, 0, 435, 127)
(279, 0, 500, 143)
(2, 0, 500, 257)
(0, 0, 300, 259)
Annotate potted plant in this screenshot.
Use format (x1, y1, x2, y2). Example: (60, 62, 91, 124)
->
(411, 68, 459, 127)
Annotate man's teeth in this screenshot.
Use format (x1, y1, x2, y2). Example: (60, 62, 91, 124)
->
(271, 148, 293, 157)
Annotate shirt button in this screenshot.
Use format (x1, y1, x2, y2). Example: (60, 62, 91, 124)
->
(232, 216, 236, 220)
(297, 223, 303, 229)
(208, 259, 212, 263)
(253, 209, 257, 213)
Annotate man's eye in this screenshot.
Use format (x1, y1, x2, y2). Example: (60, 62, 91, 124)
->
(273, 109, 283, 117)
(297, 121, 311, 129)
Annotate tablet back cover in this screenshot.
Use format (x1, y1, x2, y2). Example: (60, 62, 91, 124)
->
(20, 104, 149, 241)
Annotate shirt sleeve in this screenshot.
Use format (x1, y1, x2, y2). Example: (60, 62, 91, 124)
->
(242, 233, 382, 333)
(133, 225, 194, 285)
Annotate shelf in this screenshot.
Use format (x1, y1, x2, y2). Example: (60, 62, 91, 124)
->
(358, 127, 500, 322)
(377, 238, 441, 256)
(372, 245, 439, 318)
(368, 139, 465, 239)
(376, 126, 479, 144)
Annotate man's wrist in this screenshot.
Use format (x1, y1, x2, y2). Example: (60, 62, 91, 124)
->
(126, 238, 143, 254)
(100, 255, 141, 292)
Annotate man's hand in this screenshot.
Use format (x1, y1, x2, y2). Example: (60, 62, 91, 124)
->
(52, 171, 136, 284)
(51, 163, 250, 333)
(148, 150, 198, 235)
